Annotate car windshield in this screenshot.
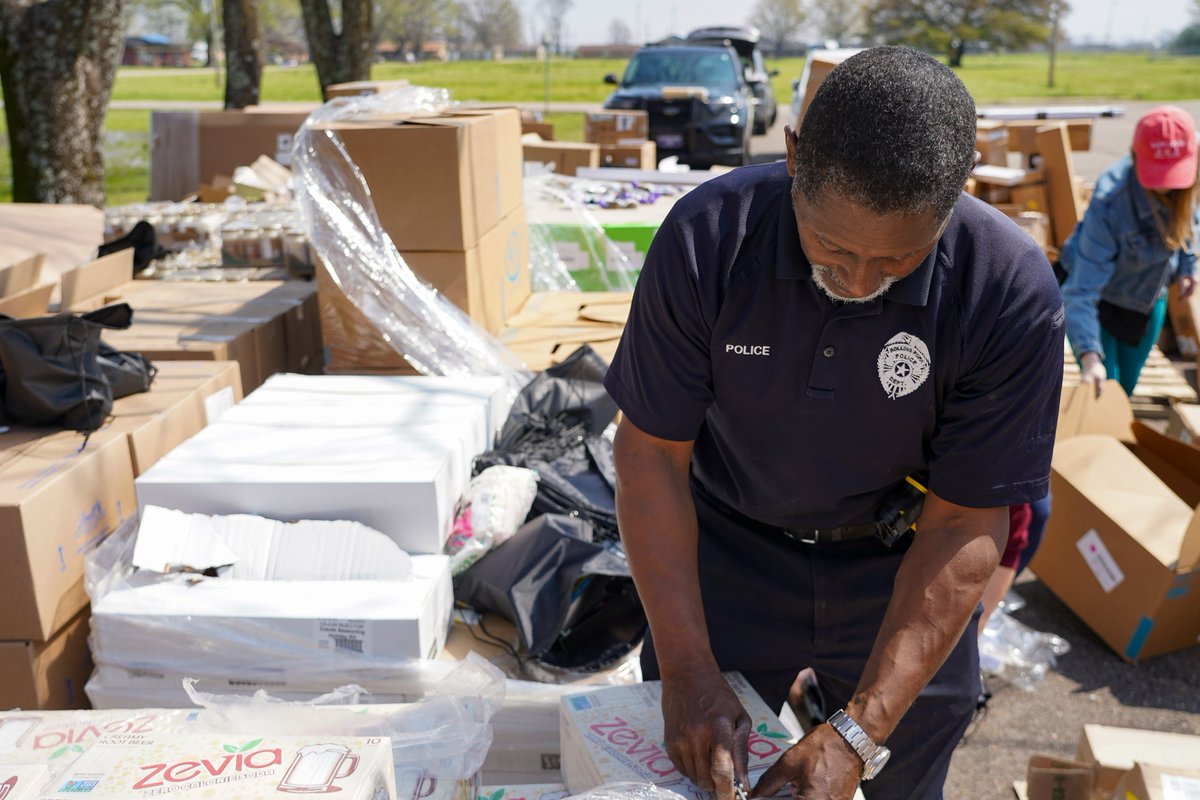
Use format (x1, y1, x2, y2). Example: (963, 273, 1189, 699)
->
(622, 50, 739, 91)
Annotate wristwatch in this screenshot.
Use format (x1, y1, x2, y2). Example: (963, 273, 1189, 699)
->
(827, 709, 891, 780)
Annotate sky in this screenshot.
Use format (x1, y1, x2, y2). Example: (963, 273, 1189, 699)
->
(560, 0, 1197, 48)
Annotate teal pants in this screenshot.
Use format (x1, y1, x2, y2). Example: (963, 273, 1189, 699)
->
(1099, 294, 1168, 397)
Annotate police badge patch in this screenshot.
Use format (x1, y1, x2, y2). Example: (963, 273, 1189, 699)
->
(877, 332, 931, 399)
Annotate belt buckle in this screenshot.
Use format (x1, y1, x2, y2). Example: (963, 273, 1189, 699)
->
(786, 528, 821, 544)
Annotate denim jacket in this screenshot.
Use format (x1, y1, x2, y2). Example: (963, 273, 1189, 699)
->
(1060, 155, 1198, 359)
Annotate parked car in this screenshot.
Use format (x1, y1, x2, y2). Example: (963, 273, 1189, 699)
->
(686, 26, 779, 134)
(790, 47, 864, 126)
(603, 44, 754, 168)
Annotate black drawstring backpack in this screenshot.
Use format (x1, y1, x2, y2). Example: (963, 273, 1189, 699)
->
(0, 303, 155, 433)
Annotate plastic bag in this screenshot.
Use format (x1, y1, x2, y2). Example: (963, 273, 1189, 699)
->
(292, 87, 527, 391)
(182, 654, 503, 784)
(446, 465, 540, 575)
(978, 607, 1070, 691)
(565, 785, 691, 800)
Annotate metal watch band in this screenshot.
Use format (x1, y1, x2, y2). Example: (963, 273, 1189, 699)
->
(828, 709, 883, 765)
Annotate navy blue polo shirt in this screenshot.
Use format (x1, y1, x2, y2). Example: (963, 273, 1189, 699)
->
(604, 161, 1065, 528)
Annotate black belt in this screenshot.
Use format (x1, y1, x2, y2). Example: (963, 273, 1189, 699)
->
(780, 524, 881, 544)
(693, 478, 882, 546)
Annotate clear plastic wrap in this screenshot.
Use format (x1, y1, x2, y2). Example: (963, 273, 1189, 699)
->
(565, 785, 692, 800)
(524, 173, 637, 294)
(978, 607, 1070, 692)
(85, 512, 463, 704)
(292, 87, 528, 387)
(181, 654, 505, 788)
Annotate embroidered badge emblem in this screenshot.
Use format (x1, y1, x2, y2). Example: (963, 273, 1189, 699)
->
(877, 332, 931, 399)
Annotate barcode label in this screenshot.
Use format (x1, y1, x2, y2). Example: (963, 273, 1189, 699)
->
(315, 619, 371, 656)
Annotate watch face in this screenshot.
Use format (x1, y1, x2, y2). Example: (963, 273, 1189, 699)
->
(862, 747, 891, 780)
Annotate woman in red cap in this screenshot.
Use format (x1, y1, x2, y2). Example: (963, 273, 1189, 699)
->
(1061, 105, 1199, 396)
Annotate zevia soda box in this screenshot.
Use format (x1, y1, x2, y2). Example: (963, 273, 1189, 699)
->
(559, 673, 796, 799)
(38, 733, 395, 800)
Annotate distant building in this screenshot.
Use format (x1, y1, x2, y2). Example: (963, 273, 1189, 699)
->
(123, 34, 193, 67)
(576, 44, 640, 58)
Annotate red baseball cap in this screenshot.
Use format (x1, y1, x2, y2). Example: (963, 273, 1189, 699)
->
(1133, 105, 1198, 190)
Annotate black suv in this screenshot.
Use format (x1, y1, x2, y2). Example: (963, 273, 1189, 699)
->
(686, 26, 779, 134)
(603, 44, 753, 168)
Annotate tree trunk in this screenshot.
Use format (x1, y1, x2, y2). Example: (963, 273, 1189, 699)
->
(204, 27, 214, 67)
(0, 0, 125, 205)
(223, 0, 263, 109)
(299, 0, 372, 98)
(949, 39, 966, 68)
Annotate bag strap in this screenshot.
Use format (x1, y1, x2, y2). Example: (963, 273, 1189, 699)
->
(81, 302, 134, 330)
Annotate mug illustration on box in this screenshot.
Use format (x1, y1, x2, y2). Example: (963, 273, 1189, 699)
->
(395, 767, 437, 800)
(278, 744, 359, 793)
(0, 776, 17, 800)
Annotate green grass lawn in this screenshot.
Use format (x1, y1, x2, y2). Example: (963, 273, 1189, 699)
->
(2, 51, 1199, 205)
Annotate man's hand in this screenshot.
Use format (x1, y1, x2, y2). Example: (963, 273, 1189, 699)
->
(662, 667, 751, 800)
(1180, 275, 1197, 299)
(750, 724, 862, 800)
(1079, 352, 1107, 398)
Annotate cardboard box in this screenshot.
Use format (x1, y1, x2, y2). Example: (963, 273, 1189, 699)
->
(0, 252, 43, 297)
(1166, 402, 1200, 445)
(135, 424, 465, 554)
(1008, 211, 1050, 251)
(583, 111, 648, 146)
(0, 283, 54, 318)
(401, 204, 531, 335)
(600, 142, 657, 170)
(0, 709, 193, 759)
(798, 54, 845, 122)
(0, 610, 93, 710)
(1113, 761, 1200, 800)
(0, 430, 136, 641)
(314, 259, 413, 374)
(150, 110, 311, 201)
(325, 107, 524, 252)
(1036, 124, 1085, 248)
(1077, 724, 1200, 797)
(1007, 120, 1093, 154)
(103, 361, 243, 475)
(499, 291, 630, 371)
(0, 764, 49, 800)
(523, 141, 601, 177)
(976, 121, 1009, 167)
(1034, 384, 1200, 660)
(325, 79, 411, 98)
(522, 122, 554, 140)
(0, 206, 104, 292)
(40, 733, 396, 799)
(560, 673, 796, 794)
(1024, 754, 1093, 800)
(59, 249, 133, 312)
(1010, 182, 1051, 215)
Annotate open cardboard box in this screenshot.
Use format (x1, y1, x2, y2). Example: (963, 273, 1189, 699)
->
(1032, 381, 1200, 660)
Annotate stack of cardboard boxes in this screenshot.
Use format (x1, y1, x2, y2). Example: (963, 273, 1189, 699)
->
(56, 250, 322, 393)
(0, 253, 54, 318)
(312, 106, 530, 374)
(585, 111, 656, 171)
(0, 361, 242, 710)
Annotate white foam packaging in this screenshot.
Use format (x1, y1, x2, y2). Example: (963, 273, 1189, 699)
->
(135, 374, 513, 555)
(0, 764, 48, 800)
(89, 508, 453, 690)
(559, 674, 796, 799)
(38, 733, 396, 800)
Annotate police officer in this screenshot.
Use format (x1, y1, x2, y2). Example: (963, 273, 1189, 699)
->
(606, 47, 1064, 799)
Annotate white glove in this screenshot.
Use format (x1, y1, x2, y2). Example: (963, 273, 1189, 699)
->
(1080, 352, 1107, 398)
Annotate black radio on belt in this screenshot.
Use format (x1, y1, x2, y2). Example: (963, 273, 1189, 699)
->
(874, 474, 928, 547)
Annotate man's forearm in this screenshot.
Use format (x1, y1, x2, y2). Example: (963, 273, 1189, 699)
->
(613, 421, 716, 679)
(844, 499, 1007, 743)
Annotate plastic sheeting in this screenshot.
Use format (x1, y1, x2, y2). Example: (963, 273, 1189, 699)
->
(85, 515, 458, 701)
(979, 606, 1071, 692)
(182, 653, 504, 788)
(524, 172, 638, 294)
(292, 87, 527, 387)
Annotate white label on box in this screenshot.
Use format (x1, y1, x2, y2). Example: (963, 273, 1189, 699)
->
(316, 619, 373, 655)
(1163, 774, 1200, 800)
(552, 242, 591, 272)
(1076, 529, 1124, 593)
(203, 386, 235, 424)
(616, 115, 635, 132)
(606, 241, 644, 272)
(276, 133, 294, 166)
